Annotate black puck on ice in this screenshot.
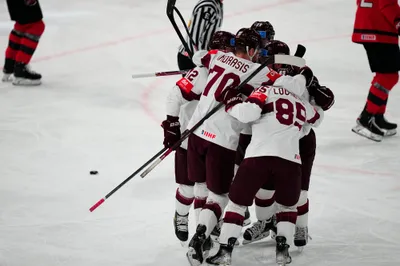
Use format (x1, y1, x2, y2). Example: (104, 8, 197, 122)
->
(90, 170, 99, 175)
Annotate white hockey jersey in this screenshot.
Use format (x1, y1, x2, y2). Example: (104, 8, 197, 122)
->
(166, 66, 209, 149)
(228, 75, 323, 163)
(187, 50, 281, 150)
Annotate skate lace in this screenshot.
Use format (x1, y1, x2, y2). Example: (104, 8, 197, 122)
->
(247, 220, 266, 237)
(176, 215, 188, 232)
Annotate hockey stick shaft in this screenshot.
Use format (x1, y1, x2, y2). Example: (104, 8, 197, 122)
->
(140, 54, 307, 178)
(89, 146, 168, 212)
(167, 0, 193, 58)
(132, 70, 189, 79)
(173, 6, 197, 52)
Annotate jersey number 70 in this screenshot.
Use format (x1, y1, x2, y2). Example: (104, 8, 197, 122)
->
(203, 65, 241, 99)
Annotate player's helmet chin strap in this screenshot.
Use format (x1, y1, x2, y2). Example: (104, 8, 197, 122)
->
(246, 46, 259, 62)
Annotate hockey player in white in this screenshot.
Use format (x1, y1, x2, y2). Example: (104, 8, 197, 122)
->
(241, 40, 335, 251)
(205, 68, 323, 265)
(185, 28, 283, 266)
(163, 31, 236, 243)
(185, 28, 309, 266)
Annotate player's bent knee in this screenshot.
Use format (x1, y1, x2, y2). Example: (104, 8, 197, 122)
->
(296, 190, 308, 207)
(194, 182, 208, 198)
(178, 184, 194, 199)
(255, 188, 275, 200)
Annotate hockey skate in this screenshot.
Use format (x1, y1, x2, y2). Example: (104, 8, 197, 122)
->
(206, 237, 237, 265)
(242, 218, 274, 245)
(187, 224, 208, 266)
(374, 114, 397, 136)
(275, 236, 292, 266)
(352, 110, 384, 142)
(173, 212, 189, 242)
(294, 226, 311, 252)
(244, 206, 251, 226)
(2, 58, 14, 82)
(210, 219, 222, 240)
(13, 62, 42, 86)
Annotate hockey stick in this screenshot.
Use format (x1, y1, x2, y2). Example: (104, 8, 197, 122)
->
(89, 147, 168, 212)
(167, 0, 193, 58)
(140, 54, 306, 178)
(130, 46, 305, 79)
(294, 44, 306, 58)
(173, 6, 197, 52)
(132, 70, 189, 79)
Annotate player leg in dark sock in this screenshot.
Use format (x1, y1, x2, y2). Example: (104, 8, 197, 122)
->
(2, 25, 23, 82)
(13, 20, 45, 85)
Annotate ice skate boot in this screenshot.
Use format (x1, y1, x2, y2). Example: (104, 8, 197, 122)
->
(173, 211, 189, 242)
(276, 236, 292, 265)
(206, 237, 237, 265)
(242, 218, 274, 244)
(211, 219, 222, 240)
(187, 224, 207, 266)
(2, 58, 14, 82)
(374, 114, 397, 136)
(244, 206, 251, 226)
(294, 226, 310, 251)
(13, 62, 41, 86)
(352, 110, 384, 142)
(203, 236, 214, 258)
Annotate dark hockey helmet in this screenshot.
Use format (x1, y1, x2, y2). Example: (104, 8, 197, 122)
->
(235, 28, 262, 51)
(261, 40, 299, 76)
(251, 21, 275, 43)
(208, 31, 235, 52)
(264, 40, 290, 56)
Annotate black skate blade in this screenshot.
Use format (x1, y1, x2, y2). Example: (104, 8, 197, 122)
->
(352, 125, 383, 142)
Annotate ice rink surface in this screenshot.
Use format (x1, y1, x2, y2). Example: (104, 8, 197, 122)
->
(0, 0, 399, 265)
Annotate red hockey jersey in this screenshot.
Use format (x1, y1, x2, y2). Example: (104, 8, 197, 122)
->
(352, 0, 400, 44)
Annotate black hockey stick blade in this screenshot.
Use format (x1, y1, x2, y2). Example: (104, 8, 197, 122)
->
(294, 44, 306, 58)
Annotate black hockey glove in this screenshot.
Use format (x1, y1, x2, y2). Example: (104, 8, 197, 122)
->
(161, 115, 181, 148)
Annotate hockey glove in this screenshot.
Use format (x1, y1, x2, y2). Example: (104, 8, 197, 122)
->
(217, 85, 244, 111)
(313, 86, 335, 111)
(161, 115, 181, 148)
(299, 66, 315, 87)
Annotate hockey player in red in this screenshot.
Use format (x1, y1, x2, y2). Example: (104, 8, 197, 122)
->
(2, 0, 45, 86)
(163, 31, 235, 243)
(351, 0, 400, 141)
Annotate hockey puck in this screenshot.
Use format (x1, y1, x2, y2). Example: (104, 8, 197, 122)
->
(90, 170, 98, 175)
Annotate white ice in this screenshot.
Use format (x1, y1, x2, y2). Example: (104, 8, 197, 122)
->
(0, 0, 399, 265)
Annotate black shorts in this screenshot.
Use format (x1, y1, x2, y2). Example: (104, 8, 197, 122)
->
(363, 43, 400, 73)
(177, 52, 196, 71)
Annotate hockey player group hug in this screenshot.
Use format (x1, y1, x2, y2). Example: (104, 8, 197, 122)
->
(163, 20, 335, 266)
